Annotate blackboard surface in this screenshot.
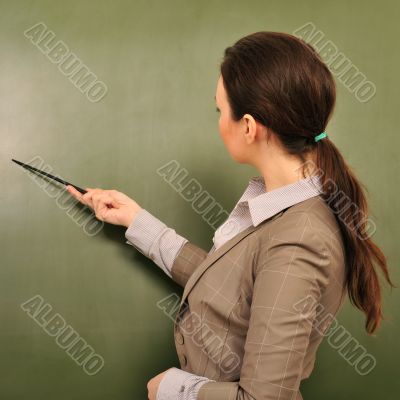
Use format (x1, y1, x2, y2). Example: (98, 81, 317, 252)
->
(1, 1, 399, 399)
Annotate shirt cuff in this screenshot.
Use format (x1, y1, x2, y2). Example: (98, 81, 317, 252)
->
(156, 368, 214, 400)
(124, 208, 188, 278)
(124, 208, 165, 250)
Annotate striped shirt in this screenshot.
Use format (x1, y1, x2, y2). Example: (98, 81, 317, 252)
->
(124, 174, 323, 400)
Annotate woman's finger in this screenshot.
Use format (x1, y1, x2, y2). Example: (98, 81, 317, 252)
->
(67, 185, 98, 209)
(81, 188, 103, 209)
(66, 185, 85, 203)
(95, 195, 117, 222)
(92, 193, 115, 213)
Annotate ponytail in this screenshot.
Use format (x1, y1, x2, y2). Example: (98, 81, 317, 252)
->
(314, 138, 396, 334)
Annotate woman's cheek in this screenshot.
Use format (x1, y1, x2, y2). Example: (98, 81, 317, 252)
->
(218, 117, 224, 138)
(219, 122, 228, 145)
(219, 115, 229, 136)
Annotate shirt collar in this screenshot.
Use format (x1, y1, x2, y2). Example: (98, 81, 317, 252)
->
(239, 174, 323, 227)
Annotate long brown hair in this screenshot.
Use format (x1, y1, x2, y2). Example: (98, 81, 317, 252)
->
(220, 31, 396, 335)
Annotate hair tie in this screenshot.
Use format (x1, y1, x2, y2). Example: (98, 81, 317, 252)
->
(314, 132, 328, 142)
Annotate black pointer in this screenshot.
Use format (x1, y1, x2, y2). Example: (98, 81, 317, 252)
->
(11, 158, 87, 194)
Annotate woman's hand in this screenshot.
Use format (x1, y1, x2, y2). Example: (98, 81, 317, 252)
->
(66, 185, 143, 228)
(147, 368, 172, 400)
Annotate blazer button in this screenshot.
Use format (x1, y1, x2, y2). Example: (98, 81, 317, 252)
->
(176, 332, 184, 345)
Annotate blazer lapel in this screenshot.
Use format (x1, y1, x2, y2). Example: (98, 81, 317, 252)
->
(178, 210, 284, 309)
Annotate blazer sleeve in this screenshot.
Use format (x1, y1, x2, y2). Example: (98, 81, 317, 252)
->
(170, 241, 209, 287)
(125, 208, 208, 288)
(197, 225, 329, 400)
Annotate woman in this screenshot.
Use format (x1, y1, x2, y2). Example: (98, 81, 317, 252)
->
(67, 31, 395, 400)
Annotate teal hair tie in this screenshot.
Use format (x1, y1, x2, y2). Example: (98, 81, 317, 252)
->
(314, 132, 328, 142)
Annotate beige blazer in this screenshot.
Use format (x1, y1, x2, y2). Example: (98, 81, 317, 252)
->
(170, 195, 347, 400)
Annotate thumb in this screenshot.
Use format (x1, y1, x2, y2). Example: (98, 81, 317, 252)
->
(97, 204, 123, 225)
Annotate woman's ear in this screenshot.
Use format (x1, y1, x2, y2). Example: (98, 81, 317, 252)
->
(265, 127, 272, 144)
(242, 113, 258, 144)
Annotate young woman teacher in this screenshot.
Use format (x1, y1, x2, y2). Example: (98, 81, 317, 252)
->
(67, 31, 394, 400)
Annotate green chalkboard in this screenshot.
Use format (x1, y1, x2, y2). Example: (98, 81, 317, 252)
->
(1, 0, 399, 399)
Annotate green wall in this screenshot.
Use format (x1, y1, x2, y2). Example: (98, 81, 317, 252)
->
(1, 0, 398, 398)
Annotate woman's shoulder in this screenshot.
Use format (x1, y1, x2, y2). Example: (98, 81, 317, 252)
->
(253, 195, 346, 266)
(252, 195, 346, 287)
(268, 195, 342, 240)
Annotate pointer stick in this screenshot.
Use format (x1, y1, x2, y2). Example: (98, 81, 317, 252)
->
(11, 158, 88, 194)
